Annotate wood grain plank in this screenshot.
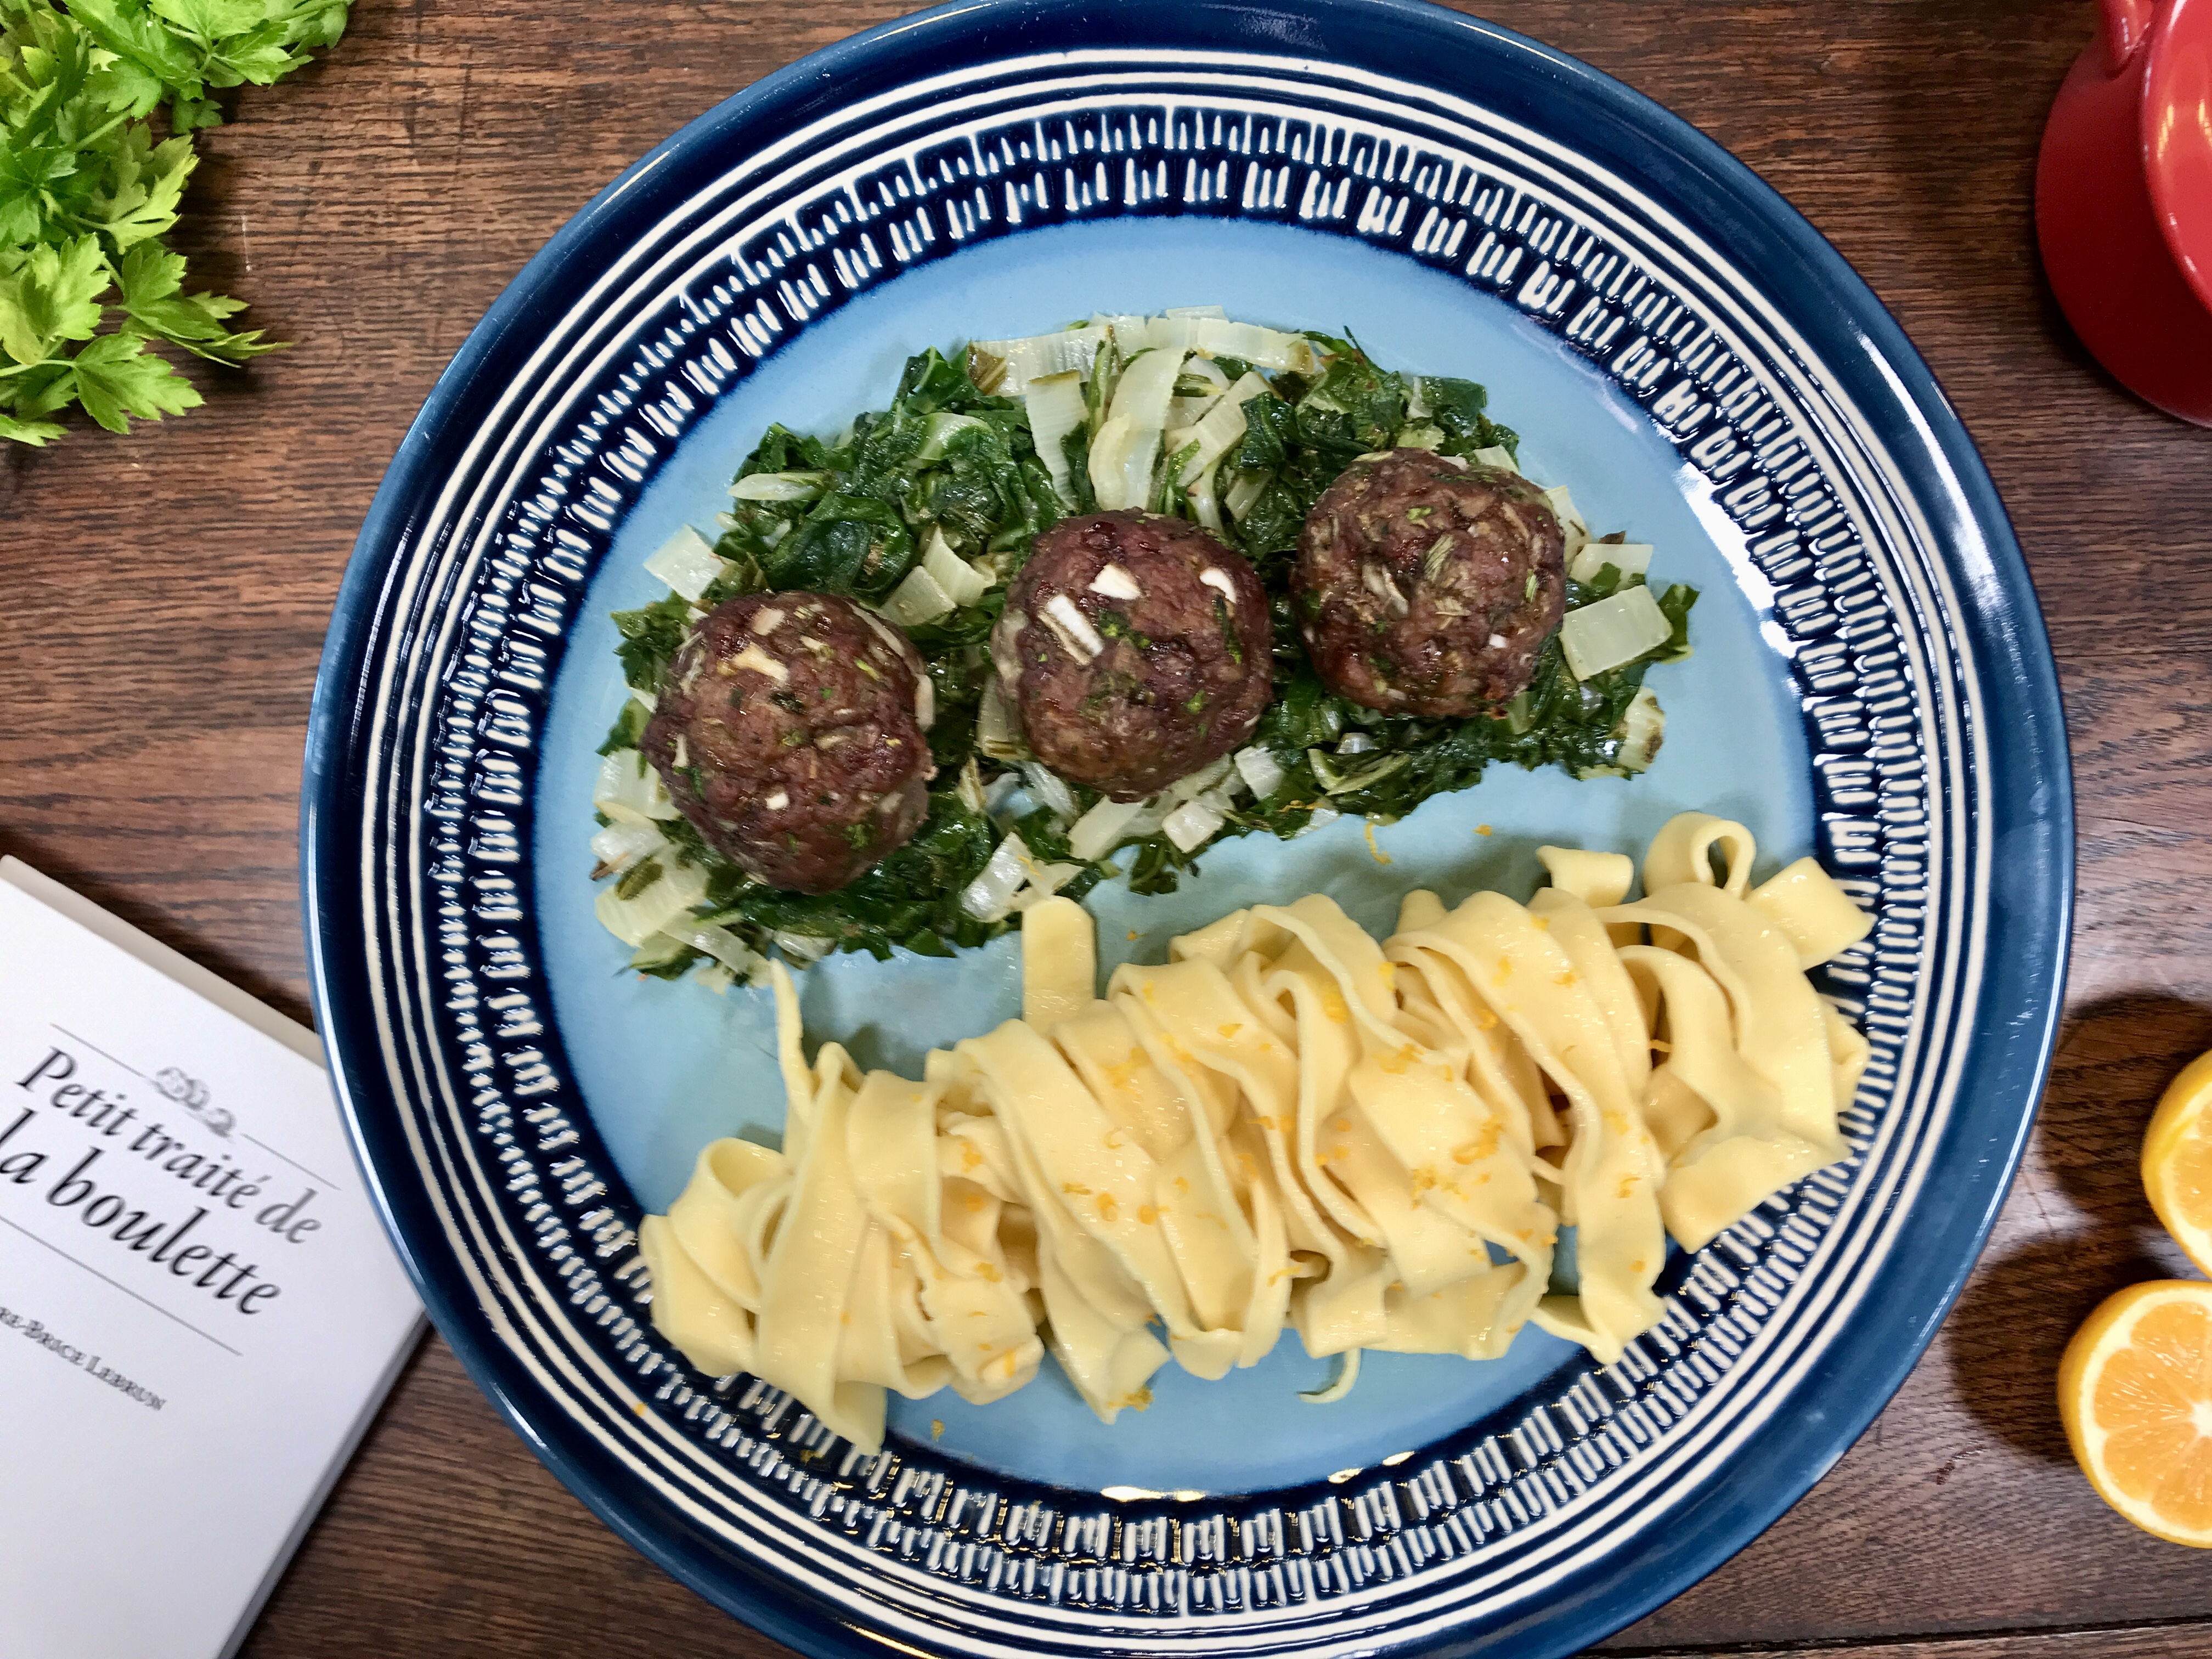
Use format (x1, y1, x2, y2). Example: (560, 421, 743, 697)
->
(5, 0, 2210, 1654)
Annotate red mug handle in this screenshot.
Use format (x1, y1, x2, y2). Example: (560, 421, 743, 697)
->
(2101, 0, 2157, 72)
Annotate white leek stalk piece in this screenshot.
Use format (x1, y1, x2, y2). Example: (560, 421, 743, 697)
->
(961, 835, 1031, 922)
(595, 856, 709, 946)
(730, 471, 826, 503)
(1163, 371, 1271, 504)
(1067, 796, 1143, 861)
(1233, 745, 1287, 801)
(1543, 484, 1592, 560)
(968, 325, 1107, 393)
(681, 921, 765, 979)
(956, 755, 989, 816)
(1560, 584, 1672, 679)
(920, 527, 991, 607)
(1568, 541, 1655, 585)
(595, 749, 681, 823)
(881, 563, 955, 628)
(643, 525, 729, 602)
(1167, 392, 1224, 430)
(1011, 863, 1086, 911)
(975, 680, 1022, 759)
(771, 930, 834, 966)
(1098, 314, 1320, 373)
(1163, 795, 1227, 853)
(1470, 445, 1518, 472)
(1020, 760, 1079, 824)
(1023, 370, 1088, 508)
(1089, 345, 1187, 510)
(1615, 685, 1665, 774)
(1163, 754, 1235, 806)
(1224, 467, 1269, 522)
(590, 819, 669, 873)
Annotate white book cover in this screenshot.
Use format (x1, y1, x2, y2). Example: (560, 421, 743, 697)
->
(0, 857, 423, 1659)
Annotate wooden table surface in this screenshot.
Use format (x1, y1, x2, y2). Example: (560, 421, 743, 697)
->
(7, 0, 2210, 1653)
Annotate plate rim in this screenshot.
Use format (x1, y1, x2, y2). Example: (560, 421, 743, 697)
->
(301, 2, 2074, 1654)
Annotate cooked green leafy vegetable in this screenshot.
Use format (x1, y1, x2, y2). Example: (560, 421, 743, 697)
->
(1, 0, 345, 444)
(590, 313, 1697, 983)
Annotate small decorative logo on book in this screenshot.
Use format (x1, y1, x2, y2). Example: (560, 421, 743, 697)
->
(152, 1066, 234, 1138)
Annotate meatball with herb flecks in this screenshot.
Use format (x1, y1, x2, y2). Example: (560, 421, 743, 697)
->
(990, 511, 1274, 802)
(1294, 448, 1565, 717)
(644, 591, 934, 894)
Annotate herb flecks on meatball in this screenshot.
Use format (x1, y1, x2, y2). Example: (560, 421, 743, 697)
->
(991, 511, 1273, 801)
(1294, 448, 1566, 718)
(644, 591, 934, 895)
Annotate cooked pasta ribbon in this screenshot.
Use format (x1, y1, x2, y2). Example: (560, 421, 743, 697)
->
(640, 814, 1873, 1449)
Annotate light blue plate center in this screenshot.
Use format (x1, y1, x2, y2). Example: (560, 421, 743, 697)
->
(534, 217, 1811, 1494)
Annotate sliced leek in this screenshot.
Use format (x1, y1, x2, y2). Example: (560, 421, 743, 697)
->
(1023, 370, 1088, 507)
(730, 470, 826, 503)
(642, 525, 729, 602)
(881, 563, 956, 628)
(1543, 484, 1592, 558)
(596, 856, 710, 946)
(1089, 345, 1187, 510)
(1568, 541, 1655, 585)
(921, 527, 991, 607)
(1616, 685, 1665, 773)
(595, 748, 681, 823)
(1560, 583, 1672, 679)
(968, 325, 1107, 393)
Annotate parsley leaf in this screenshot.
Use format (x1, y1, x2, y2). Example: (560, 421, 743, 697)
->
(1, 0, 345, 444)
(0, 234, 109, 363)
(67, 328, 198, 428)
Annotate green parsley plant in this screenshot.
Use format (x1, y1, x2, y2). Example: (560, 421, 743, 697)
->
(1, 0, 346, 444)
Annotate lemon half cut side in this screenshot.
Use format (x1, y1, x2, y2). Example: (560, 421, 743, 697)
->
(2059, 1279, 2212, 1548)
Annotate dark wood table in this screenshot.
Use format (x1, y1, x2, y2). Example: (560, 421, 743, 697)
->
(7, 1, 2210, 1654)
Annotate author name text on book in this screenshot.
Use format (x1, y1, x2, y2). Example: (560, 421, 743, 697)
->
(0, 1301, 166, 1408)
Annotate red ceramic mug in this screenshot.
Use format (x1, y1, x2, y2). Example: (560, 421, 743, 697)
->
(2037, 0, 2212, 426)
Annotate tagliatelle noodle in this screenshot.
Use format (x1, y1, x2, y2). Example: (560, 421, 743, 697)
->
(1390, 891, 1665, 1363)
(951, 1023, 1171, 1417)
(636, 814, 1875, 1452)
(844, 1071, 1041, 1404)
(745, 1045, 892, 1448)
(1600, 850, 1872, 1249)
(1097, 961, 1297, 1372)
(1266, 903, 1550, 1342)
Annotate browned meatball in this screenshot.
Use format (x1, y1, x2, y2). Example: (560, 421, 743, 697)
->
(1294, 449, 1566, 717)
(990, 511, 1273, 801)
(643, 591, 933, 894)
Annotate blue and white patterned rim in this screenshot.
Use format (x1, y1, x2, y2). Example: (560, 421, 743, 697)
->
(301, 4, 2072, 1656)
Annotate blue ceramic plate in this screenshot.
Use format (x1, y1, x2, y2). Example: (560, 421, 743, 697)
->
(303, 3, 2072, 1655)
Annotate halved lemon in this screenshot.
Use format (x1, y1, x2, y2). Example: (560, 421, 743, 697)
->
(2142, 1051, 2212, 1276)
(2059, 1279, 2212, 1546)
